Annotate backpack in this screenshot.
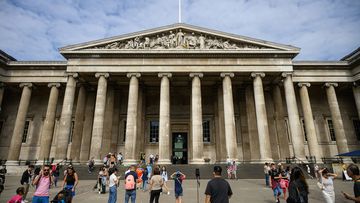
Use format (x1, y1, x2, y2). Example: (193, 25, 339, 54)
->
(125, 174, 135, 190)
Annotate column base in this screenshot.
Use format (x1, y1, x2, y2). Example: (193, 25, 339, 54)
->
(342, 157, 353, 164)
(123, 159, 138, 166)
(249, 159, 273, 164)
(157, 159, 171, 165)
(189, 159, 205, 164)
(5, 160, 19, 166)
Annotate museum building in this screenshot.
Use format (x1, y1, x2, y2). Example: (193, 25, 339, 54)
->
(0, 24, 359, 165)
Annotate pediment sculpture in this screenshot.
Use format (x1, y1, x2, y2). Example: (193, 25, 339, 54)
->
(87, 29, 272, 50)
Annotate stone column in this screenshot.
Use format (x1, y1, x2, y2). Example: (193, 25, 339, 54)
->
(251, 73, 272, 162)
(272, 85, 290, 159)
(55, 73, 78, 161)
(220, 73, 238, 161)
(89, 73, 109, 164)
(352, 84, 360, 119)
(38, 83, 60, 162)
(101, 86, 115, 156)
(70, 85, 87, 162)
(325, 83, 349, 154)
(158, 73, 172, 164)
(7, 83, 32, 164)
(190, 73, 204, 164)
(282, 73, 306, 161)
(298, 83, 321, 162)
(0, 83, 4, 112)
(124, 73, 141, 164)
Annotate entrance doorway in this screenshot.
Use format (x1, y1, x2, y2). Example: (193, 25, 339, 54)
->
(172, 132, 188, 164)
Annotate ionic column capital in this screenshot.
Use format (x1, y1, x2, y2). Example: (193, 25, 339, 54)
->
(189, 73, 203, 78)
(47, 83, 61, 88)
(158, 73, 172, 78)
(251, 72, 265, 78)
(19, 83, 33, 88)
(95, 72, 110, 78)
(220, 72, 234, 78)
(281, 72, 293, 78)
(298, 83, 311, 88)
(126, 73, 141, 78)
(324, 82, 338, 88)
(65, 72, 79, 78)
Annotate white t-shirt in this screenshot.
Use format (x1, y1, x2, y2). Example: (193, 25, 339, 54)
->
(109, 173, 118, 187)
(321, 176, 334, 195)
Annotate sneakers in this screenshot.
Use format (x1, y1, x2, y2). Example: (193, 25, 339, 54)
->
(23, 200, 29, 203)
(167, 191, 170, 195)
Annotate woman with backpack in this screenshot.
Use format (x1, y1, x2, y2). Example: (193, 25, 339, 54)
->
(286, 167, 309, 203)
(171, 171, 186, 203)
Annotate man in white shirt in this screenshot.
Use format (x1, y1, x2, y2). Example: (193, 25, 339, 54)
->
(108, 168, 119, 203)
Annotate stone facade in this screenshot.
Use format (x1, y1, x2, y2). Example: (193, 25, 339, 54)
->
(0, 24, 359, 164)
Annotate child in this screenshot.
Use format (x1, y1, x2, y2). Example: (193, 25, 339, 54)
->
(7, 187, 24, 203)
(170, 171, 186, 203)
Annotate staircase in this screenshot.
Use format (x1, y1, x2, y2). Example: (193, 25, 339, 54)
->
(57, 163, 265, 180)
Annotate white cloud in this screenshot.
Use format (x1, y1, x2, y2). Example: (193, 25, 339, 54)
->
(0, 0, 359, 60)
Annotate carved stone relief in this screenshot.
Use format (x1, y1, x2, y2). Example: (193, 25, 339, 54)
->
(87, 29, 273, 50)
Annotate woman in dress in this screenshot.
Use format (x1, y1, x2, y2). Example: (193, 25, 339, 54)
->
(319, 168, 337, 203)
(161, 166, 170, 194)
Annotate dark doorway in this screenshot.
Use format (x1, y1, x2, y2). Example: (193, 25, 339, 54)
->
(172, 132, 188, 164)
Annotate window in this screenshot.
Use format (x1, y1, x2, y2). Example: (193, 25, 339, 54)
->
(203, 120, 210, 142)
(327, 119, 336, 141)
(353, 119, 360, 141)
(22, 120, 30, 143)
(68, 120, 75, 144)
(301, 119, 308, 141)
(123, 120, 127, 142)
(149, 121, 159, 143)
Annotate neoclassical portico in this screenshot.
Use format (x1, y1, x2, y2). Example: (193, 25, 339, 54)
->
(0, 24, 359, 165)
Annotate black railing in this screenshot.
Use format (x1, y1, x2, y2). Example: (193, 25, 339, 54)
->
(321, 157, 343, 164)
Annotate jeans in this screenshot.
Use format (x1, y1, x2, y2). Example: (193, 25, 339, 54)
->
(265, 174, 269, 186)
(108, 186, 117, 203)
(142, 180, 147, 190)
(32, 196, 49, 203)
(150, 189, 161, 203)
(124, 190, 136, 203)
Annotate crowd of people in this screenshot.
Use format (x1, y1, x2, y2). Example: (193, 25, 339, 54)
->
(1, 156, 360, 203)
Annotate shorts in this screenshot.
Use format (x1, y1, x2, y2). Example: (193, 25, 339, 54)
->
(32, 196, 49, 203)
(175, 192, 183, 198)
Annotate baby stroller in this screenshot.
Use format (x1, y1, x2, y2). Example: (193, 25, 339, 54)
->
(51, 189, 72, 203)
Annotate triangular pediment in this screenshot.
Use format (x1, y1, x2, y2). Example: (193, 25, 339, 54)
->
(60, 23, 299, 53)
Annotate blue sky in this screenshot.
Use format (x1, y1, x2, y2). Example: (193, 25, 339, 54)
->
(0, 0, 359, 61)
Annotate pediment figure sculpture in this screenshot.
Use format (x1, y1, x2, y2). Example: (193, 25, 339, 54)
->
(86, 29, 273, 50)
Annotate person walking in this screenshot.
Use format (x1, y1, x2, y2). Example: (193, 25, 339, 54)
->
(20, 164, 34, 202)
(205, 166, 232, 203)
(231, 161, 237, 180)
(32, 165, 53, 203)
(124, 165, 138, 203)
(264, 162, 270, 187)
(108, 168, 119, 203)
(7, 187, 25, 203)
(52, 163, 60, 187)
(287, 166, 309, 203)
(269, 163, 282, 203)
(88, 157, 95, 174)
(171, 171, 186, 203)
(318, 168, 337, 203)
(62, 166, 79, 202)
(141, 168, 148, 191)
(161, 166, 170, 194)
(342, 164, 360, 202)
(117, 152, 123, 166)
(149, 167, 164, 203)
